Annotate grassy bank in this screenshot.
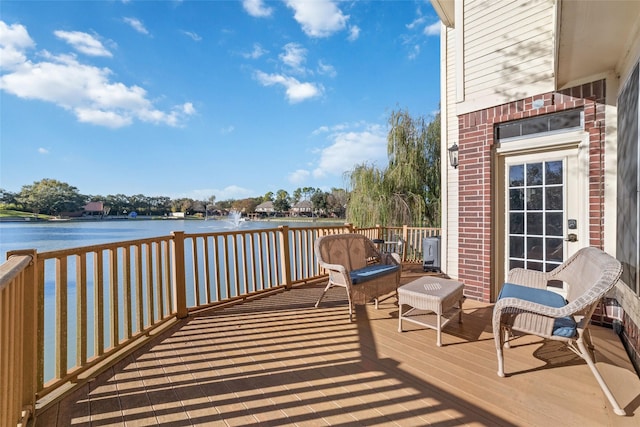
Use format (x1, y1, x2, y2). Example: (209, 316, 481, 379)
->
(0, 209, 51, 220)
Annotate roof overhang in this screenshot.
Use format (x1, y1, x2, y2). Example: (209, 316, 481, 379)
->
(556, 0, 640, 88)
(430, 0, 455, 28)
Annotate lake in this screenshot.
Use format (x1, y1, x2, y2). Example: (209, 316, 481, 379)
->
(1, 217, 340, 381)
(0, 217, 331, 260)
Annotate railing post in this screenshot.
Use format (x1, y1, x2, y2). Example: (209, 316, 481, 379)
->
(22, 250, 37, 422)
(376, 224, 383, 240)
(278, 226, 292, 289)
(171, 231, 188, 319)
(4, 249, 38, 425)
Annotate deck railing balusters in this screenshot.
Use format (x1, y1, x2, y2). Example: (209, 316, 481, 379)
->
(75, 254, 87, 366)
(0, 223, 439, 425)
(108, 248, 119, 349)
(93, 251, 104, 357)
(144, 243, 153, 328)
(134, 244, 144, 334)
(55, 256, 67, 379)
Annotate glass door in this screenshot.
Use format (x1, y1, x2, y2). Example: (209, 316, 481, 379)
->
(505, 150, 581, 293)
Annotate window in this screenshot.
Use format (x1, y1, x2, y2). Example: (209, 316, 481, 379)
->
(617, 63, 639, 295)
(496, 109, 583, 141)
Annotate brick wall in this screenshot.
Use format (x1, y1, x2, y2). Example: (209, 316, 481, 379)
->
(456, 80, 607, 302)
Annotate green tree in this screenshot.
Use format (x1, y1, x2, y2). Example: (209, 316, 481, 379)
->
(106, 194, 130, 216)
(263, 191, 274, 202)
(0, 188, 18, 208)
(217, 199, 234, 210)
(346, 108, 440, 227)
(17, 179, 86, 215)
(346, 163, 386, 226)
(327, 188, 348, 218)
(310, 189, 327, 216)
(273, 189, 290, 213)
(423, 111, 441, 226)
(292, 188, 302, 204)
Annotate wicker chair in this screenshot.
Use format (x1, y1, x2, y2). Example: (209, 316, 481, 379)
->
(493, 246, 625, 416)
(314, 233, 401, 321)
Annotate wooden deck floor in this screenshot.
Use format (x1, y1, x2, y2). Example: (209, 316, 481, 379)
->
(35, 266, 640, 426)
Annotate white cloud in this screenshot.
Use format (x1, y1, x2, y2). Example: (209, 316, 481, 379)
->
(348, 25, 360, 41)
(242, 0, 273, 18)
(254, 70, 323, 103)
(54, 30, 112, 57)
(313, 124, 387, 178)
(288, 169, 310, 184)
(0, 22, 195, 128)
(284, 0, 348, 38)
(0, 21, 35, 70)
(182, 102, 196, 115)
(242, 43, 268, 59)
(279, 42, 307, 72)
(408, 44, 420, 60)
(220, 125, 235, 135)
(406, 15, 426, 31)
(38, 147, 49, 154)
(182, 30, 202, 41)
(317, 60, 336, 78)
(424, 22, 440, 36)
(123, 17, 149, 35)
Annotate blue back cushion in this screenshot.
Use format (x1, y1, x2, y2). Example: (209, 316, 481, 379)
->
(498, 283, 577, 338)
(350, 264, 399, 284)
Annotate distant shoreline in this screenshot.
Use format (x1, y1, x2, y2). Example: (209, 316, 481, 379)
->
(0, 215, 342, 224)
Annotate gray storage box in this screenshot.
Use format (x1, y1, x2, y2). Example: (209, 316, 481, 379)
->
(422, 236, 441, 272)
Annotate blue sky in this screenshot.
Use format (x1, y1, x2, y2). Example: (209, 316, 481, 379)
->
(1, 0, 441, 201)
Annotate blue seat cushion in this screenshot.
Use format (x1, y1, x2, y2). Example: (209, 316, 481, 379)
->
(498, 283, 577, 338)
(350, 264, 400, 285)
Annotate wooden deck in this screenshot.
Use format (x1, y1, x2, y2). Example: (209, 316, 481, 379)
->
(35, 266, 640, 426)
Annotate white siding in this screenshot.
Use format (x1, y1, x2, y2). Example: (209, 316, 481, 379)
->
(459, 0, 556, 114)
(444, 24, 459, 278)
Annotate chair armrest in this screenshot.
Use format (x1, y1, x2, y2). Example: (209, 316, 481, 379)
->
(318, 261, 350, 286)
(494, 297, 567, 318)
(381, 252, 401, 266)
(507, 268, 550, 289)
(318, 261, 347, 275)
(492, 297, 570, 339)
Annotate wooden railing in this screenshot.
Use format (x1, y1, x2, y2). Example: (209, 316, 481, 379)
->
(1, 250, 37, 427)
(0, 223, 439, 425)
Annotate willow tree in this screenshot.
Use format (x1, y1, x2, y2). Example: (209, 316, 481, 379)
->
(346, 109, 440, 227)
(346, 163, 387, 227)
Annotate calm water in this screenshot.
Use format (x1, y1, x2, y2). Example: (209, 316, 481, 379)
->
(0, 218, 321, 260)
(1, 218, 335, 381)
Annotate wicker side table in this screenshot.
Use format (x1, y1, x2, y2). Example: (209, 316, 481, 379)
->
(398, 277, 464, 346)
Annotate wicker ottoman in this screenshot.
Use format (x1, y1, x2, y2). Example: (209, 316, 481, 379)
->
(398, 277, 464, 346)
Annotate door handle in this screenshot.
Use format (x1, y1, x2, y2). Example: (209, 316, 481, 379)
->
(565, 233, 578, 242)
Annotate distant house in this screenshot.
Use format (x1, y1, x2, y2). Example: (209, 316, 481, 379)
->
(255, 201, 275, 215)
(291, 200, 312, 217)
(83, 201, 105, 217)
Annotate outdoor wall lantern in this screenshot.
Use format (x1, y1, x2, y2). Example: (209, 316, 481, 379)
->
(448, 143, 459, 169)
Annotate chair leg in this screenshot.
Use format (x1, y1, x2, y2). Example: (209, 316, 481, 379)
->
(496, 326, 506, 377)
(314, 281, 332, 308)
(503, 329, 511, 349)
(576, 337, 626, 416)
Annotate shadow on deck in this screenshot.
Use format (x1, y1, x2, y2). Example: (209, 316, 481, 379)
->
(35, 265, 640, 426)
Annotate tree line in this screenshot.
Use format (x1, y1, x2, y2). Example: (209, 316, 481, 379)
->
(0, 181, 348, 218)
